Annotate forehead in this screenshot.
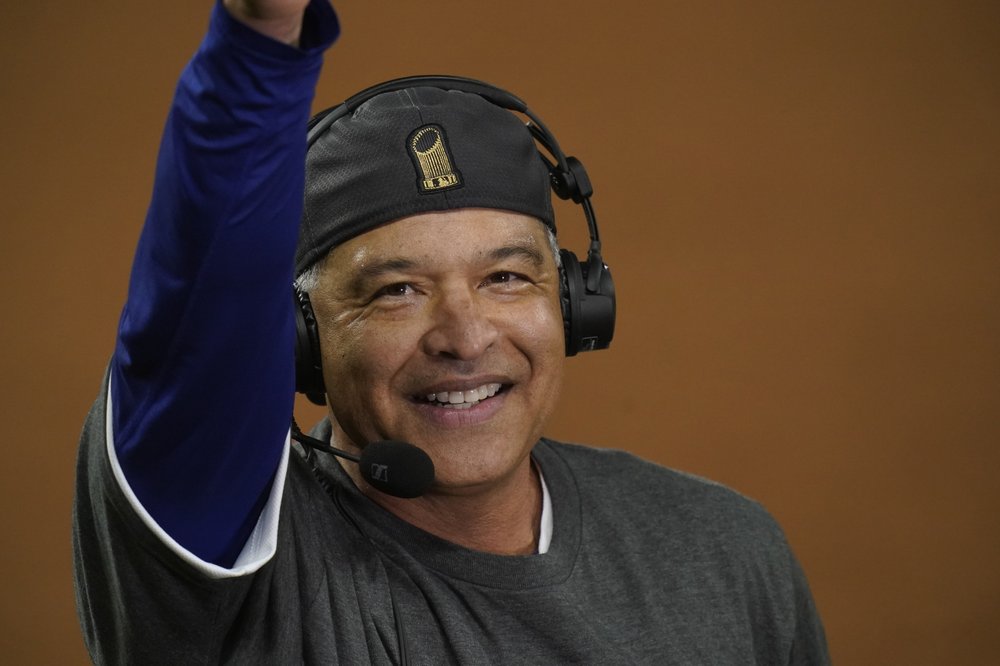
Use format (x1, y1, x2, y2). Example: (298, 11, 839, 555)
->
(325, 208, 553, 275)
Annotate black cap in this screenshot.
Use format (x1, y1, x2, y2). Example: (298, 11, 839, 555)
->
(297, 86, 554, 275)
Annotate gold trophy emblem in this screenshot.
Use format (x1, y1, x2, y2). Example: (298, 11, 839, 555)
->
(409, 125, 462, 192)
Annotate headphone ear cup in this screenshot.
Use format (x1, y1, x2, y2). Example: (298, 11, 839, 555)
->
(294, 289, 327, 406)
(559, 249, 585, 356)
(559, 248, 616, 356)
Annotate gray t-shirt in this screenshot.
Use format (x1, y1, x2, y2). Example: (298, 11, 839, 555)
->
(73, 380, 829, 664)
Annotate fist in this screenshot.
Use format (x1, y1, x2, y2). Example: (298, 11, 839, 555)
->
(223, 0, 314, 44)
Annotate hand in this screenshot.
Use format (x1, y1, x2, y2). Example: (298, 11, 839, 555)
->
(223, 0, 314, 45)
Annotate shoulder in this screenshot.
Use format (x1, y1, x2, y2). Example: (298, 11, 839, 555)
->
(537, 438, 767, 509)
(536, 440, 829, 663)
(536, 439, 788, 552)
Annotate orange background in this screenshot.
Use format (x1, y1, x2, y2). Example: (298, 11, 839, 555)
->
(2, 2, 999, 663)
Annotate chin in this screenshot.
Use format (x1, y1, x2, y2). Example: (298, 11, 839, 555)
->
(422, 439, 534, 492)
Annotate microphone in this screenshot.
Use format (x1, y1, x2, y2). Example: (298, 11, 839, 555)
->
(291, 420, 435, 498)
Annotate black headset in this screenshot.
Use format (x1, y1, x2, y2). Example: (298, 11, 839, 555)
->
(295, 75, 615, 405)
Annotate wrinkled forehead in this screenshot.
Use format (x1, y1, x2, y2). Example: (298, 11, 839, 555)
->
(296, 87, 555, 277)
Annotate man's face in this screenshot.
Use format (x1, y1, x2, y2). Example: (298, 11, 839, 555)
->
(309, 208, 565, 495)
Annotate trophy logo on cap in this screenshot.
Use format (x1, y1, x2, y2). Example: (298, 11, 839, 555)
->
(408, 124, 463, 193)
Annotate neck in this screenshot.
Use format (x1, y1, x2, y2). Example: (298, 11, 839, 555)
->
(345, 454, 543, 555)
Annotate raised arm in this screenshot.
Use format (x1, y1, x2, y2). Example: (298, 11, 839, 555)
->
(224, 0, 310, 45)
(110, 0, 338, 568)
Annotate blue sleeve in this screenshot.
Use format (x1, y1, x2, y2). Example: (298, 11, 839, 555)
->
(111, 0, 339, 567)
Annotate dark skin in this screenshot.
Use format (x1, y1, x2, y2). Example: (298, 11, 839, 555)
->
(309, 210, 565, 555)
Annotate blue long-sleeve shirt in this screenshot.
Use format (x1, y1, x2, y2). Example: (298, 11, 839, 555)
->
(111, 1, 339, 567)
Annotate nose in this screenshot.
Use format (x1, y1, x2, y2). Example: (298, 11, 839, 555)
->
(420, 286, 498, 361)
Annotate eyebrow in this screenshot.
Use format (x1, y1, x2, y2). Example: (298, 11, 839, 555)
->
(347, 240, 549, 291)
(354, 257, 417, 282)
(486, 242, 547, 268)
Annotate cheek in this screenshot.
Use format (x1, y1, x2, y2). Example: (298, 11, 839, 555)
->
(320, 319, 422, 406)
(322, 324, 384, 391)
(320, 324, 406, 443)
(516, 297, 565, 361)
(505, 297, 566, 407)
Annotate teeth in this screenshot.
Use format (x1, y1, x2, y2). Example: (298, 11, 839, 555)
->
(424, 382, 501, 408)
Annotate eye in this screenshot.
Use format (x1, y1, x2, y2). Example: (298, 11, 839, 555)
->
(374, 282, 414, 299)
(482, 271, 527, 287)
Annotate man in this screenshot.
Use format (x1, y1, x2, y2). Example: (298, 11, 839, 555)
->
(73, 0, 829, 663)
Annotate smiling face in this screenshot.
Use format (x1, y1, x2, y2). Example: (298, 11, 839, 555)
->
(308, 208, 565, 496)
